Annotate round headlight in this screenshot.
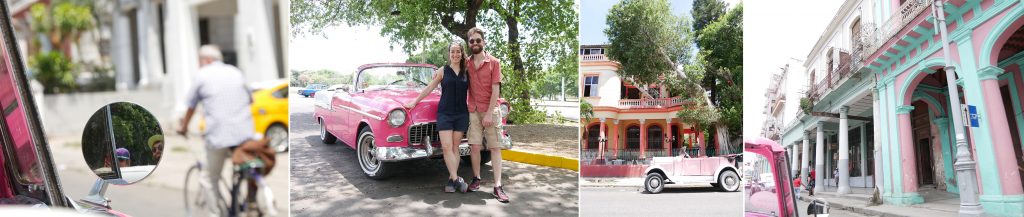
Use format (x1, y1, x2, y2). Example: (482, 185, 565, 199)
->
(499, 103, 510, 118)
(388, 109, 406, 127)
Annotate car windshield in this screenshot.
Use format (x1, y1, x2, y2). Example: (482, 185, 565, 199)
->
(356, 66, 434, 91)
(744, 153, 780, 216)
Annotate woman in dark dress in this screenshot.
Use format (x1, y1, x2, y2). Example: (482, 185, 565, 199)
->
(406, 41, 471, 193)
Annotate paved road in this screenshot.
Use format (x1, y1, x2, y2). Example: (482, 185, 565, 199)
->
(580, 186, 742, 217)
(533, 100, 579, 121)
(289, 95, 579, 217)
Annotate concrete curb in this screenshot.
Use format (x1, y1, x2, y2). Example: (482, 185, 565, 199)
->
(501, 149, 579, 171)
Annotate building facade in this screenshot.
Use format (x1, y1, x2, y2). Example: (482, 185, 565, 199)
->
(778, 0, 1024, 215)
(579, 45, 707, 177)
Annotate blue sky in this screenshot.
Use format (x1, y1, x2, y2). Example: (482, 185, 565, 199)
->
(580, 0, 694, 45)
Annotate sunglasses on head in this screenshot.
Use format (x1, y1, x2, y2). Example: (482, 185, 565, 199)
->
(470, 38, 483, 44)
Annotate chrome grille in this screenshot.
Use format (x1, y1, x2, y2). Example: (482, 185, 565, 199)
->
(408, 122, 439, 144)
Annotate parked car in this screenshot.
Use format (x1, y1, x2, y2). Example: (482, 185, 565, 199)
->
(0, 2, 160, 214)
(251, 80, 290, 152)
(744, 137, 829, 217)
(642, 147, 742, 193)
(297, 84, 327, 97)
(313, 63, 511, 179)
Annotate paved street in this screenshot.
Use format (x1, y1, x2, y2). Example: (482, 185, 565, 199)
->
(289, 95, 579, 217)
(580, 186, 742, 217)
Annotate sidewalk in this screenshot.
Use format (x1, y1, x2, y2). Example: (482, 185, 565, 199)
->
(798, 187, 959, 217)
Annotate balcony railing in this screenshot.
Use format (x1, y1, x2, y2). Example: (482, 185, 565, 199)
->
(808, 48, 855, 102)
(862, 1, 931, 62)
(581, 54, 609, 62)
(618, 96, 687, 109)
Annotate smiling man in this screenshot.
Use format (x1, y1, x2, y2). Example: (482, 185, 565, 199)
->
(465, 27, 509, 203)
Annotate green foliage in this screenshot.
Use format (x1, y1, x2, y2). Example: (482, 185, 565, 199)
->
(406, 41, 451, 67)
(109, 103, 162, 166)
(291, 0, 578, 124)
(30, 51, 75, 93)
(691, 0, 727, 36)
(290, 69, 353, 88)
(800, 97, 813, 114)
(604, 0, 693, 84)
(580, 100, 594, 124)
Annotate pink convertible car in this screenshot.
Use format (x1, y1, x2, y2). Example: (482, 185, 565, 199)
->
(641, 147, 743, 193)
(314, 63, 511, 179)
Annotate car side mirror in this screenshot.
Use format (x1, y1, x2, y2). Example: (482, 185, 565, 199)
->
(341, 86, 350, 92)
(79, 102, 164, 206)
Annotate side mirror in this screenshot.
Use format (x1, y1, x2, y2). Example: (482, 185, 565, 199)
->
(341, 85, 350, 92)
(807, 198, 830, 216)
(80, 102, 164, 207)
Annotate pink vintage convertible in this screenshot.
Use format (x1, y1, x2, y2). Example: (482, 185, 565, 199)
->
(314, 63, 511, 179)
(641, 147, 742, 193)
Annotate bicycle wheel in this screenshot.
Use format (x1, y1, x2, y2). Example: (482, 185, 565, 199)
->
(184, 164, 206, 217)
(185, 163, 226, 217)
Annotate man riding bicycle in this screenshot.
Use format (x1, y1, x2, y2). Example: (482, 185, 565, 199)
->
(177, 44, 257, 216)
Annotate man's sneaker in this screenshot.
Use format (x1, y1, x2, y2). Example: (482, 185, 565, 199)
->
(444, 179, 455, 193)
(493, 185, 509, 203)
(454, 177, 469, 193)
(468, 177, 482, 192)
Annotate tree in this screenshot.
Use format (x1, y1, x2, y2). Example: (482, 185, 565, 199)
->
(691, 0, 727, 37)
(291, 0, 577, 123)
(604, 0, 692, 85)
(27, 1, 95, 93)
(605, 0, 742, 155)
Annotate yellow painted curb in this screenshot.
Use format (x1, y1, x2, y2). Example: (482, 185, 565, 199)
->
(501, 149, 579, 171)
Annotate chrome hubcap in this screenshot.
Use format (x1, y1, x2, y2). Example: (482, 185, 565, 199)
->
(359, 134, 379, 172)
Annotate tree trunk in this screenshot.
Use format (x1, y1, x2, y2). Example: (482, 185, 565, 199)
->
(504, 6, 529, 102)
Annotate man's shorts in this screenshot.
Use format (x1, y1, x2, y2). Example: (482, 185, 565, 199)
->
(468, 109, 501, 149)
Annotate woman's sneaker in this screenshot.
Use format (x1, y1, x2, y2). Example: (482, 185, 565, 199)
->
(454, 177, 469, 193)
(468, 177, 482, 192)
(444, 179, 456, 193)
(493, 185, 509, 203)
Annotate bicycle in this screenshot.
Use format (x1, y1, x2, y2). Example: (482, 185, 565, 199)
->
(184, 149, 277, 217)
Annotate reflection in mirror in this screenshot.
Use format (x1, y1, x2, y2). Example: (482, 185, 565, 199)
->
(81, 102, 163, 185)
(744, 153, 779, 215)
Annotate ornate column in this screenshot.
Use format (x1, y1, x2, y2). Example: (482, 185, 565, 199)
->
(639, 119, 647, 159)
(896, 105, 923, 203)
(611, 119, 620, 159)
(599, 118, 606, 160)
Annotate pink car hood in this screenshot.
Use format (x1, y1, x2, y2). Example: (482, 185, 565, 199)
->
(356, 88, 441, 123)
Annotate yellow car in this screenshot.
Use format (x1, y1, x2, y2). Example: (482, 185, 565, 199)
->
(251, 81, 290, 152)
(198, 81, 290, 152)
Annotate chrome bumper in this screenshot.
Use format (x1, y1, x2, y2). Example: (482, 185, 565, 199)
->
(373, 136, 471, 162)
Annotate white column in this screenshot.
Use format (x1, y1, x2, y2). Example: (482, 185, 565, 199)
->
(164, 0, 200, 118)
(791, 142, 800, 178)
(235, 0, 281, 82)
(860, 123, 868, 187)
(801, 131, 810, 183)
(872, 87, 883, 191)
(815, 122, 826, 193)
(136, 0, 165, 88)
(838, 106, 851, 194)
(112, 2, 136, 91)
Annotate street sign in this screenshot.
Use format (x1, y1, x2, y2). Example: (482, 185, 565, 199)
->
(965, 105, 979, 128)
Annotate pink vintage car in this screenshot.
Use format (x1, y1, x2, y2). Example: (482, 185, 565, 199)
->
(314, 63, 511, 179)
(744, 137, 829, 217)
(641, 146, 742, 193)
